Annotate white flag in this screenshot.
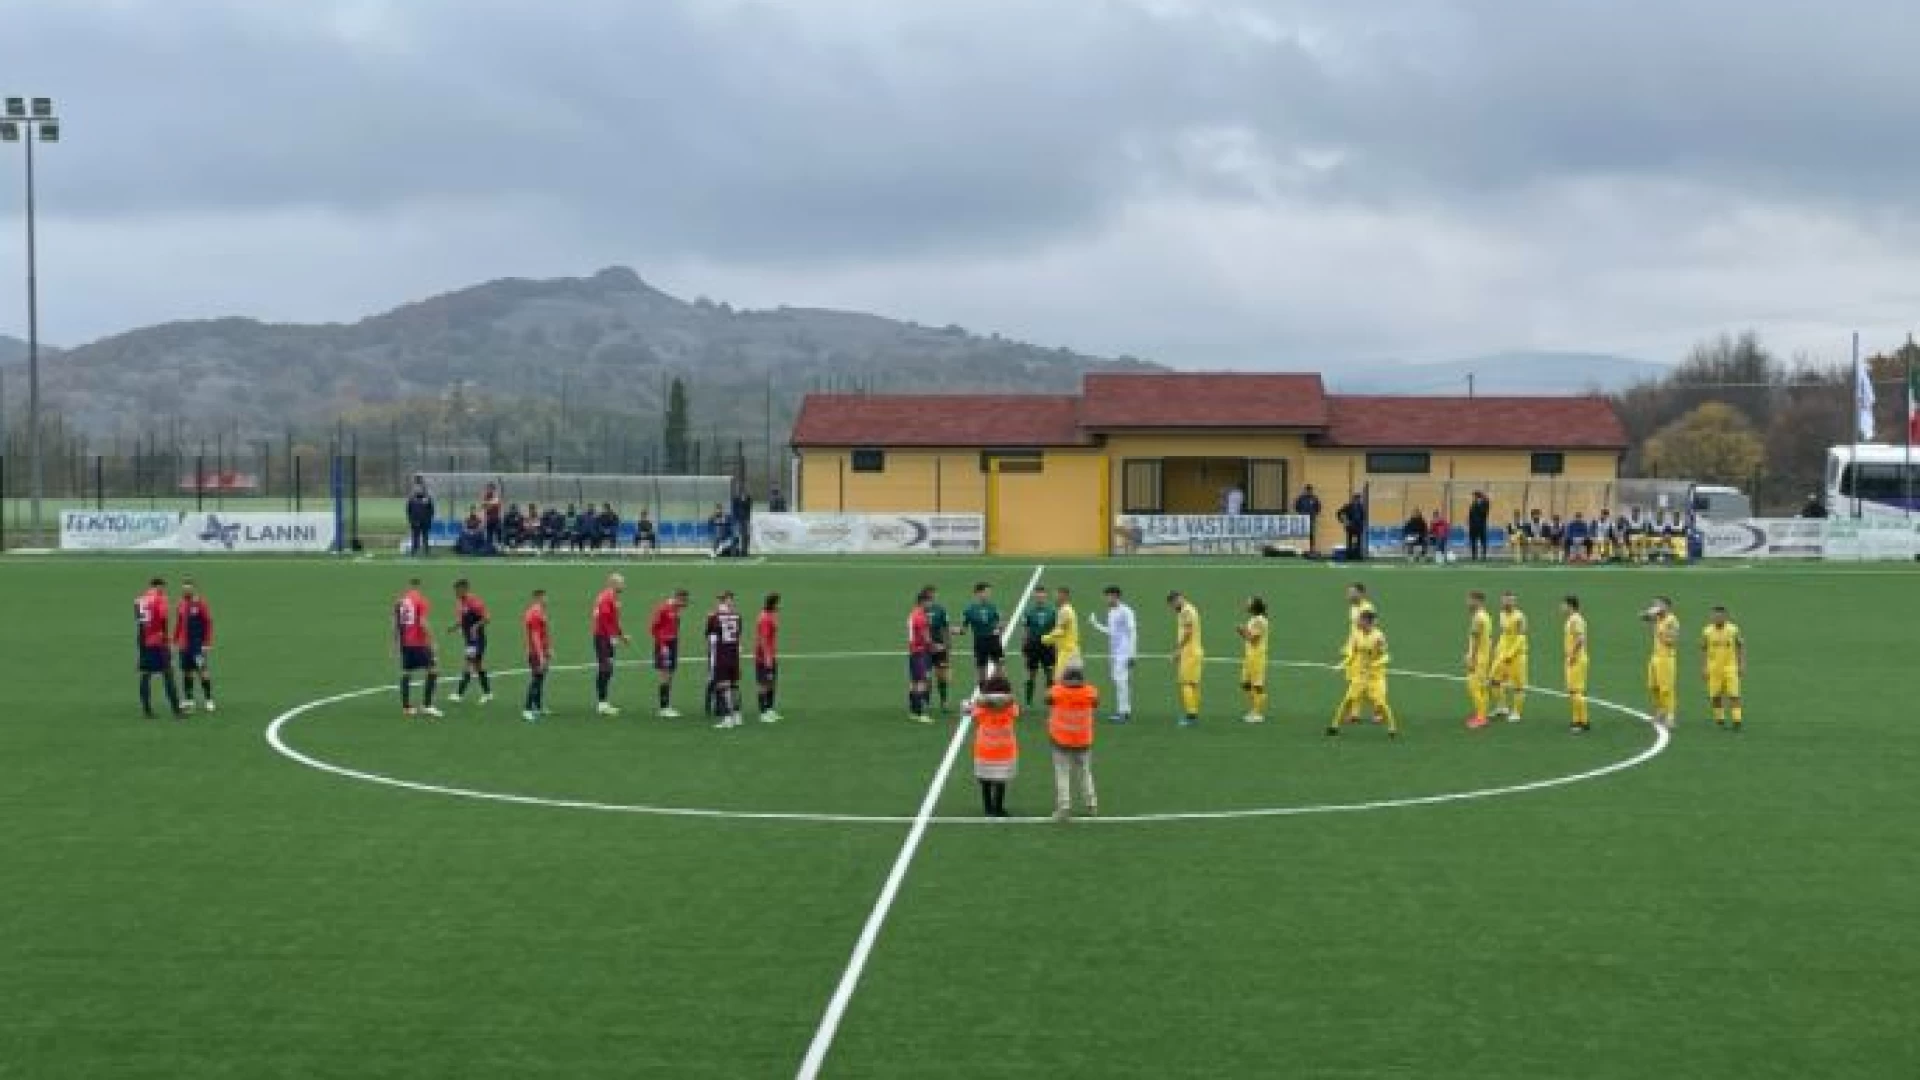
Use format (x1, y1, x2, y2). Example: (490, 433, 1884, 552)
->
(1856, 347, 1877, 442)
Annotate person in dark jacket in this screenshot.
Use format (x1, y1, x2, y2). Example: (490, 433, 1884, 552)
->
(1293, 485, 1323, 553)
(767, 486, 789, 513)
(730, 488, 754, 558)
(1466, 490, 1492, 562)
(405, 477, 435, 557)
(1336, 492, 1368, 562)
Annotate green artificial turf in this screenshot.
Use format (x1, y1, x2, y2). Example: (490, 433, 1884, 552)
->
(3, 555, 1917, 1079)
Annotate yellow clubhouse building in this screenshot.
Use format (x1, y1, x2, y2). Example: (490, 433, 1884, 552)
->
(789, 372, 1627, 556)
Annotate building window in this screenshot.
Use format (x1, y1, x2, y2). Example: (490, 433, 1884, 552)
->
(1530, 452, 1566, 476)
(850, 448, 886, 473)
(1247, 459, 1288, 513)
(1122, 459, 1163, 514)
(980, 450, 1043, 473)
(1365, 451, 1430, 475)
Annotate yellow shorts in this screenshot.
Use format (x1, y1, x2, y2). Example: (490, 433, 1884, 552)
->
(1493, 652, 1528, 689)
(1707, 666, 1741, 698)
(1240, 655, 1266, 689)
(1347, 677, 1387, 705)
(1565, 660, 1589, 695)
(1178, 653, 1204, 685)
(1647, 657, 1676, 695)
(1471, 664, 1493, 689)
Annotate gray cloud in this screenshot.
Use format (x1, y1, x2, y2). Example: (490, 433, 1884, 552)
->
(2, 0, 1918, 358)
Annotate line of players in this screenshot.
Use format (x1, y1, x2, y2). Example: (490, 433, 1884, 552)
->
(922, 579, 1749, 736)
(389, 573, 783, 727)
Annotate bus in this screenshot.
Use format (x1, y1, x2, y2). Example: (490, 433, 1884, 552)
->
(1824, 445, 1920, 518)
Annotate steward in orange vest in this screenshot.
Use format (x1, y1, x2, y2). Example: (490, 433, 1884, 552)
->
(1047, 660, 1100, 822)
(971, 674, 1019, 818)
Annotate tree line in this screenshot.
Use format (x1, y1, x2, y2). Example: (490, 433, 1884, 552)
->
(1609, 333, 1920, 512)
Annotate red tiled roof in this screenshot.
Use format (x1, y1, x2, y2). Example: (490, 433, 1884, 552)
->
(791, 394, 1086, 448)
(1320, 395, 1628, 449)
(1079, 373, 1328, 428)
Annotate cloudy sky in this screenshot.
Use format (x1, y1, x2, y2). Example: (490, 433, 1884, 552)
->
(4, 0, 1918, 366)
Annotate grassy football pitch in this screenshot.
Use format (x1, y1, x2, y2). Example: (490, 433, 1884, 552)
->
(4, 554, 1918, 1079)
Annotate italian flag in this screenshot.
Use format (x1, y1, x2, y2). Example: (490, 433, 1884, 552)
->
(1910, 365, 1920, 444)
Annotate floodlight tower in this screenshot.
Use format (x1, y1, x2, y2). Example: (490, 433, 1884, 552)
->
(1, 96, 58, 538)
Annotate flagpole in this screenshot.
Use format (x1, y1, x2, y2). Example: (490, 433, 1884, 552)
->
(1852, 332, 1862, 520)
(1906, 334, 1914, 521)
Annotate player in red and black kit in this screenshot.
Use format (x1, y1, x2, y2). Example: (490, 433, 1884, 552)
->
(591, 573, 631, 717)
(707, 591, 746, 729)
(136, 577, 184, 719)
(522, 588, 552, 722)
(394, 578, 442, 718)
(650, 588, 690, 718)
(907, 588, 935, 723)
(174, 576, 216, 713)
(755, 593, 782, 723)
(446, 578, 493, 705)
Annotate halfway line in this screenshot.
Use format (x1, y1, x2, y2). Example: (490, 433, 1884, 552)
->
(794, 562, 1046, 1080)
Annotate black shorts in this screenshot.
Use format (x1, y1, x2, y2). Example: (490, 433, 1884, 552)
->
(710, 650, 741, 685)
(930, 640, 951, 667)
(594, 636, 616, 667)
(974, 637, 1006, 666)
(139, 645, 170, 673)
(654, 641, 679, 673)
(462, 634, 487, 663)
(178, 648, 207, 675)
(1022, 640, 1057, 671)
(755, 659, 778, 684)
(400, 645, 434, 673)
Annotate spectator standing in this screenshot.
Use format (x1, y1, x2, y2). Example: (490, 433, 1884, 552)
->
(767, 486, 789, 513)
(1224, 484, 1245, 516)
(1336, 491, 1368, 562)
(1466, 490, 1492, 561)
(405, 477, 435, 557)
(1292, 485, 1322, 553)
(1801, 494, 1827, 518)
(731, 485, 754, 558)
(481, 481, 504, 550)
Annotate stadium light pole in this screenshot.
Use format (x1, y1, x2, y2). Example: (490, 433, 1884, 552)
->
(1, 96, 58, 539)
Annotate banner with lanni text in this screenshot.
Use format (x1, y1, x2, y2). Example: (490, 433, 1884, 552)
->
(1113, 514, 1312, 556)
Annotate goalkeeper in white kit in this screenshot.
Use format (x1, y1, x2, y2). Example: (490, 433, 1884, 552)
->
(1091, 585, 1137, 723)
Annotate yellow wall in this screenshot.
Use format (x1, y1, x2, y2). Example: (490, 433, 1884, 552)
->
(989, 452, 1108, 557)
(797, 450, 988, 513)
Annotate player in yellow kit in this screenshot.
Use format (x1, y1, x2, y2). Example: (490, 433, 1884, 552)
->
(1563, 594, 1591, 734)
(1237, 597, 1270, 723)
(1168, 591, 1203, 727)
(1328, 609, 1397, 738)
(1641, 595, 1680, 729)
(1701, 606, 1746, 731)
(1491, 591, 1529, 723)
(1464, 590, 1494, 729)
(1042, 585, 1081, 669)
(1340, 583, 1378, 724)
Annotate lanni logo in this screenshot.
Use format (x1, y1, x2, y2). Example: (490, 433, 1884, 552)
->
(198, 516, 243, 550)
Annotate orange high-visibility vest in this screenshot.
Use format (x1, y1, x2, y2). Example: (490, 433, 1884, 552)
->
(973, 702, 1020, 766)
(1047, 683, 1098, 749)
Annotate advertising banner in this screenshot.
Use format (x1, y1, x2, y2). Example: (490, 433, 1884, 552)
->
(1821, 518, 1920, 560)
(1113, 514, 1312, 556)
(1700, 518, 1824, 558)
(751, 513, 985, 555)
(59, 510, 186, 551)
(171, 512, 339, 554)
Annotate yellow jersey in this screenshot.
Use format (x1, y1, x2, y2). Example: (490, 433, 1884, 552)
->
(1497, 610, 1529, 656)
(1242, 614, 1270, 660)
(1044, 602, 1080, 659)
(1350, 627, 1389, 681)
(1564, 613, 1588, 663)
(1176, 602, 1202, 658)
(1653, 613, 1679, 660)
(1702, 622, 1742, 668)
(1468, 610, 1493, 669)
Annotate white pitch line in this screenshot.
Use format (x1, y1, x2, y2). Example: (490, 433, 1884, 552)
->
(792, 562, 1046, 1080)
